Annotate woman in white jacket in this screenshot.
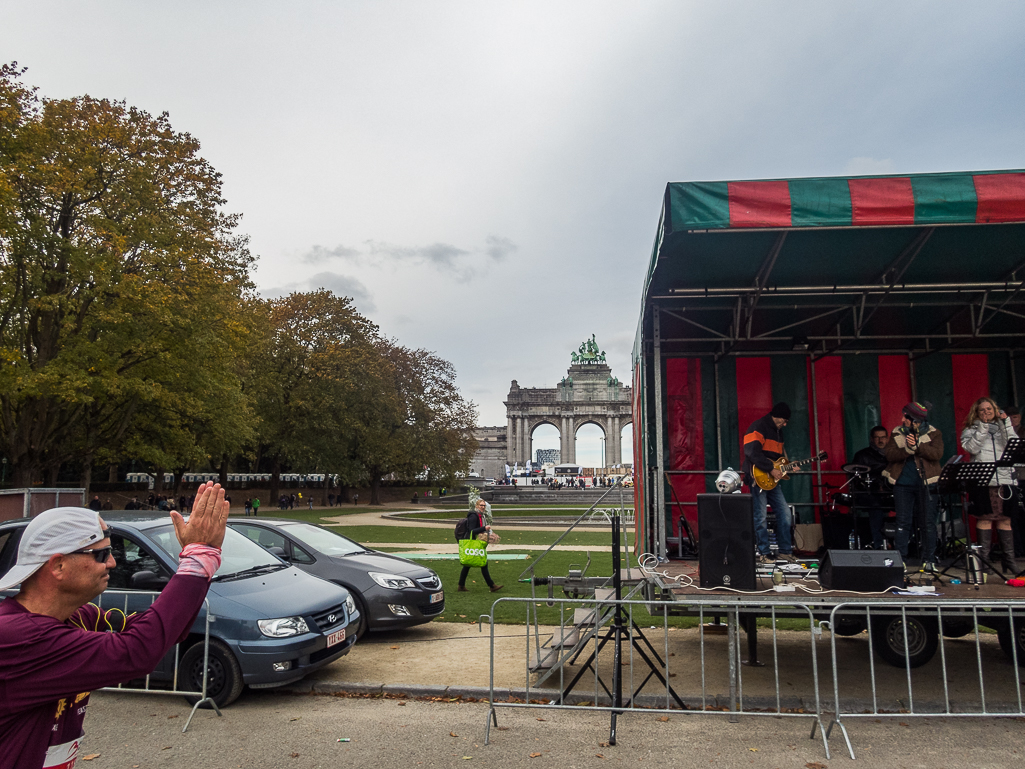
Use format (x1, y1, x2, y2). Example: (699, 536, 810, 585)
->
(960, 397, 1018, 574)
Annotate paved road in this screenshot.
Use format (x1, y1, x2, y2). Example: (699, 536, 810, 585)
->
(83, 688, 1025, 768)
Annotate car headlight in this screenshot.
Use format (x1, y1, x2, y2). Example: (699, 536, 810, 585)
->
(368, 571, 416, 589)
(345, 594, 357, 615)
(258, 616, 310, 638)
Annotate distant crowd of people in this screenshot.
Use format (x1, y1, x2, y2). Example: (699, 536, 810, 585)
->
(86, 493, 222, 513)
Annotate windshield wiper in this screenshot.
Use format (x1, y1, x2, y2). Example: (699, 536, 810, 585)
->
(212, 564, 287, 582)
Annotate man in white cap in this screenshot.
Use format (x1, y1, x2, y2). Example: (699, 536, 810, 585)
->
(0, 481, 229, 769)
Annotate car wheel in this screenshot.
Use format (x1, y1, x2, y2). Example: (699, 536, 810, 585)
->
(940, 617, 975, 638)
(869, 615, 938, 669)
(832, 616, 867, 636)
(335, 585, 368, 640)
(181, 638, 244, 708)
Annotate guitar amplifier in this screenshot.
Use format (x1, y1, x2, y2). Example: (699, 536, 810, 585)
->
(818, 550, 904, 592)
(697, 493, 756, 591)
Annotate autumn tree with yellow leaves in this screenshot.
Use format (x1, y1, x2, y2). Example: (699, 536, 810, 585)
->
(0, 63, 254, 487)
(0, 65, 475, 496)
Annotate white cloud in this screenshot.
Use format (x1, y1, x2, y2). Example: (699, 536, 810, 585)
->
(262, 272, 376, 313)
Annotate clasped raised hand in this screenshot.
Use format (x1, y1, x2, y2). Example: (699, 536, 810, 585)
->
(170, 481, 230, 550)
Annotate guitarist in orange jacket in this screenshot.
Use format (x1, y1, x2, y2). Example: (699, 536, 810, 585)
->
(743, 403, 798, 564)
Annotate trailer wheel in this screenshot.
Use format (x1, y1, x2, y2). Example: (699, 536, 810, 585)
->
(870, 615, 938, 668)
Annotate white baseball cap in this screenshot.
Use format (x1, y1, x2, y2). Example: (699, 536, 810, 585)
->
(0, 507, 107, 591)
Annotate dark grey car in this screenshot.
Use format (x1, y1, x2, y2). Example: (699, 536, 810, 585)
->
(227, 519, 444, 638)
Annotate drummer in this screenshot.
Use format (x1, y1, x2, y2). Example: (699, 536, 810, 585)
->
(849, 425, 889, 549)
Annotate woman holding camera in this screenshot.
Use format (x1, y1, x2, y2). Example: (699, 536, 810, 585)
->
(961, 397, 1018, 574)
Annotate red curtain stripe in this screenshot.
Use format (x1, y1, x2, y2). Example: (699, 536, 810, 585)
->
(727, 181, 792, 228)
(974, 173, 1025, 223)
(665, 358, 705, 538)
(807, 357, 846, 509)
(848, 177, 916, 226)
(951, 354, 990, 457)
(735, 358, 773, 492)
(878, 356, 913, 432)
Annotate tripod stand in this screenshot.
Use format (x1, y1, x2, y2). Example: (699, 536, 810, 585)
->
(558, 511, 684, 745)
(936, 460, 999, 582)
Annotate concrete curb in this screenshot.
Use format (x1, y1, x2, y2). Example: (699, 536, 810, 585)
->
(280, 680, 822, 713)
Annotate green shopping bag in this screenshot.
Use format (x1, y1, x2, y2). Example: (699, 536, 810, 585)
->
(458, 538, 488, 567)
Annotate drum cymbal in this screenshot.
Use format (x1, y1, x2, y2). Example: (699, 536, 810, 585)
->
(843, 463, 871, 474)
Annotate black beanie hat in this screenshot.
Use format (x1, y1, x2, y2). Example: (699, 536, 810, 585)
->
(770, 402, 791, 420)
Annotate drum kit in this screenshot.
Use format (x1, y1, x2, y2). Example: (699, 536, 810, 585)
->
(826, 462, 890, 514)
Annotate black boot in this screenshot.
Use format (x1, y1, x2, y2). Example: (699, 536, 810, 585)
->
(980, 528, 1001, 575)
(998, 529, 1019, 576)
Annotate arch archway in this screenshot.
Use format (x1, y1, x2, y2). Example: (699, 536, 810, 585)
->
(620, 422, 634, 466)
(575, 421, 607, 469)
(530, 421, 561, 466)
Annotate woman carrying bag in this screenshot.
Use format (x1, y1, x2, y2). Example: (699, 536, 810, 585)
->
(456, 498, 503, 593)
(960, 397, 1019, 575)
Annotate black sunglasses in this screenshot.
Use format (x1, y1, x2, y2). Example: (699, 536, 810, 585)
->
(70, 527, 114, 563)
(70, 546, 112, 563)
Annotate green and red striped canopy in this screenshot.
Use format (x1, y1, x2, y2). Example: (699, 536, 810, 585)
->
(666, 170, 1025, 231)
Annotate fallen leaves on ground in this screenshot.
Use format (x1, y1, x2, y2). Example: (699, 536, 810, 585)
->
(398, 701, 406, 706)
(289, 717, 301, 721)
(167, 714, 178, 719)
(390, 645, 400, 649)
(805, 762, 827, 769)
(657, 716, 670, 722)
(450, 732, 459, 737)
(290, 753, 300, 758)
(82, 755, 101, 762)
(530, 753, 542, 758)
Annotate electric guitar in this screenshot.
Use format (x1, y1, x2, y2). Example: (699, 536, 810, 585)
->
(751, 451, 828, 490)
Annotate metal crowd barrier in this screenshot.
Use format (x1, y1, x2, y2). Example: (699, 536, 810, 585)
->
(481, 596, 832, 756)
(825, 601, 1024, 759)
(92, 590, 220, 732)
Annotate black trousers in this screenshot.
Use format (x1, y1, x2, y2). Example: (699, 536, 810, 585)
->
(459, 564, 494, 587)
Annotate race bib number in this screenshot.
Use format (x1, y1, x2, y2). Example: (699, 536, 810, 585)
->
(43, 738, 81, 768)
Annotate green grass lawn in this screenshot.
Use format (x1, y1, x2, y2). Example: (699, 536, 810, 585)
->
(428, 549, 678, 627)
(398, 508, 630, 521)
(230, 507, 367, 525)
(312, 524, 633, 549)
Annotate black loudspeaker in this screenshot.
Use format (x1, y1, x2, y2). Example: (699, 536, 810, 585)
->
(697, 493, 756, 590)
(818, 550, 904, 592)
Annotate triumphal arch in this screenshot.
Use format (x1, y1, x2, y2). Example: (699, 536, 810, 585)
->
(504, 335, 632, 466)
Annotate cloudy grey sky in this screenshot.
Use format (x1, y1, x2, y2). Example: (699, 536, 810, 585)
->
(5, 1, 1024, 437)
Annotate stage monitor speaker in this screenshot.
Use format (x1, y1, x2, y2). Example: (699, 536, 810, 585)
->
(697, 493, 756, 590)
(817, 550, 904, 592)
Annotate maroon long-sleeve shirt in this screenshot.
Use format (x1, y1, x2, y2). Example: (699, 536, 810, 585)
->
(0, 574, 208, 769)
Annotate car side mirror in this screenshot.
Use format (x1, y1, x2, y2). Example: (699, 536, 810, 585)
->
(130, 570, 170, 590)
(268, 546, 287, 559)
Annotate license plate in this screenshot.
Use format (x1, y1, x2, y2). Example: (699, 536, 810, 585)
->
(430, 591, 444, 604)
(326, 628, 346, 647)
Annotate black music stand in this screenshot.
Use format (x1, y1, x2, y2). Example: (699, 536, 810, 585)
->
(995, 438, 1025, 577)
(937, 461, 998, 581)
